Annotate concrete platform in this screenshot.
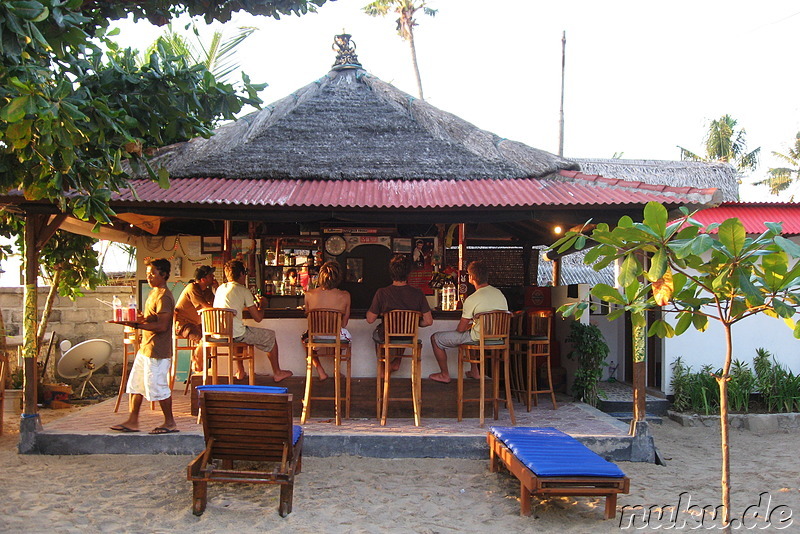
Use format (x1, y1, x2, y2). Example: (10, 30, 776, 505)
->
(27, 387, 658, 462)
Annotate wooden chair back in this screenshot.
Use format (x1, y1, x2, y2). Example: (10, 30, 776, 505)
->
(474, 310, 512, 346)
(199, 389, 296, 463)
(200, 308, 236, 341)
(306, 308, 343, 342)
(382, 309, 422, 345)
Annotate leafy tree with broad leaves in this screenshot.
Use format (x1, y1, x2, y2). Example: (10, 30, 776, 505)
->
(678, 114, 760, 178)
(363, 0, 436, 100)
(553, 201, 800, 530)
(753, 131, 800, 198)
(0, 0, 326, 424)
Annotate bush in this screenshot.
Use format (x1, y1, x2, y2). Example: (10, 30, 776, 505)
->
(671, 348, 800, 414)
(564, 321, 608, 407)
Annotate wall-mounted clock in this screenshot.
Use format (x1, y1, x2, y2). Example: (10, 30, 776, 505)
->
(325, 235, 347, 256)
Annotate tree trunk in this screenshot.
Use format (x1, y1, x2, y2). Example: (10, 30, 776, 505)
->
(717, 322, 734, 531)
(23, 216, 39, 416)
(407, 29, 424, 100)
(630, 310, 647, 433)
(36, 269, 61, 356)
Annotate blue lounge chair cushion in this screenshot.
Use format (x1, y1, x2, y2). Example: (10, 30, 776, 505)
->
(197, 385, 289, 394)
(490, 426, 626, 478)
(197, 385, 302, 445)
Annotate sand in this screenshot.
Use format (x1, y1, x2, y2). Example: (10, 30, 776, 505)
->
(1, 411, 798, 533)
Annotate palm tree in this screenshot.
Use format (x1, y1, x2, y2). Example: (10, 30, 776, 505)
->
(678, 114, 760, 176)
(144, 24, 259, 83)
(753, 132, 800, 197)
(363, 0, 437, 100)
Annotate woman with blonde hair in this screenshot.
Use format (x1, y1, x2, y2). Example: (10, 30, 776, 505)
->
(302, 261, 351, 381)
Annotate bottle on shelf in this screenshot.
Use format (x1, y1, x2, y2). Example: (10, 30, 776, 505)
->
(126, 294, 137, 322)
(112, 295, 123, 321)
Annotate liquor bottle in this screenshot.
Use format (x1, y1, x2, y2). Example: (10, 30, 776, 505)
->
(126, 294, 137, 322)
(112, 295, 123, 321)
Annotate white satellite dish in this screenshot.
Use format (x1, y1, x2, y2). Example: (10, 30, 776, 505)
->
(57, 339, 112, 398)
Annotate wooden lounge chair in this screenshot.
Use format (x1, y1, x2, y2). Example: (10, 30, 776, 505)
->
(188, 385, 303, 517)
(487, 426, 629, 520)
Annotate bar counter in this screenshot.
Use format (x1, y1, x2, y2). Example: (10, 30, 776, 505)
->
(244, 308, 464, 378)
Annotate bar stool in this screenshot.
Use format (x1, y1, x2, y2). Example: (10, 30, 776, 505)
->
(457, 310, 516, 426)
(510, 310, 557, 411)
(199, 308, 255, 387)
(375, 309, 423, 426)
(301, 309, 351, 425)
(173, 332, 198, 394)
(114, 326, 140, 413)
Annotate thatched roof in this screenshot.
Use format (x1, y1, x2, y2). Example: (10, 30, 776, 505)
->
(573, 158, 739, 203)
(136, 68, 579, 181)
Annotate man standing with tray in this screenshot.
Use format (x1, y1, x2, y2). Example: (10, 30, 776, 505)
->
(111, 258, 178, 434)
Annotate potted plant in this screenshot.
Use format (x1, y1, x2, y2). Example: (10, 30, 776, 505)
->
(3, 366, 24, 414)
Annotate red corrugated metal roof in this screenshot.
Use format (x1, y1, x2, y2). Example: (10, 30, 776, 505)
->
(116, 171, 717, 209)
(689, 202, 800, 235)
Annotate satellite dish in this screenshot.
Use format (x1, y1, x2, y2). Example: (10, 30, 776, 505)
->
(57, 339, 112, 398)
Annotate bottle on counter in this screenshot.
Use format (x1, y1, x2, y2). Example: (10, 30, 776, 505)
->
(126, 294, 137, 322)
(112, 295, 123, 321)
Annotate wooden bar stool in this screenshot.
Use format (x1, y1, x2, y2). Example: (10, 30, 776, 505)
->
(114, 326, 140, 413)
(199, 308, 255, 387)
(511, 310, 557, 411)
(375, 310, 423, 426)
(457, 310, 516, 426)
(301, 309, 351, 425)
(173, 333, 198, 394)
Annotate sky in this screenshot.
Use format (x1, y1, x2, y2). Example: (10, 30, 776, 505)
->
(110, 0, 800, 202)
(4, 1, 799, 284)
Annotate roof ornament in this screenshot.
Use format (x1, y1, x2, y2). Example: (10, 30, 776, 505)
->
(332, 33, 362, 70)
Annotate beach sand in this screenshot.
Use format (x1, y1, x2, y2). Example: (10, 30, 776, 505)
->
(1, 410, 798, 533)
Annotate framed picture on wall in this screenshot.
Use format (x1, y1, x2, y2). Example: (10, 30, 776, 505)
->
(201, 236, 223, 254)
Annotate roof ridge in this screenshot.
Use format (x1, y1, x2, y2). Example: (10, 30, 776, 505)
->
(558, 170, 720, 201)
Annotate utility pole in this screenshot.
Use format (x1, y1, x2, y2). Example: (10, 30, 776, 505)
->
(558, 31, 566, 157)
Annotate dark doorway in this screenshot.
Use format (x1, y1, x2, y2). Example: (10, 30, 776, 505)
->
(340, 244, 392, 309)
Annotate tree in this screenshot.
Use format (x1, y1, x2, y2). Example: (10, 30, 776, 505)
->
(553, 202, 800, 530)
(0, 0, 326, 440)
(363, 0, 437, 100)
(678, 114, 760, 176)
(146, 24, 259, 83)
(753, 132, 800, 198)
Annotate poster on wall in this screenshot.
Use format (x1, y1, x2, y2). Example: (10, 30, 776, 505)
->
(411, 237, 435, 269)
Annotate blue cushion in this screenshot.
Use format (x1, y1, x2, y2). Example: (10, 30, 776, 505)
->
(490, 426, 626, 478)
(292, 425, 303, 446)
(197, 385, 288, 394)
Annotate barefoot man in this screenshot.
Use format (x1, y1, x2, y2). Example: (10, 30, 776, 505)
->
(111, 258, 178, 434)
(214, 259, 292, 382)
(429, 260, 508, 383)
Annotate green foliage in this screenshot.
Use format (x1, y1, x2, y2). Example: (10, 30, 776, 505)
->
(729, 359, 755, 413)
(672, 350, 800, 415)
(754, 131, 800, 197)
(670, 359, 719, 415)
(10, 366, 24, 389)
(753, 348, 800, 413)
(678, 114, 760, 174)
(564, 321, 608, 407)
(0, 0, 323, 224)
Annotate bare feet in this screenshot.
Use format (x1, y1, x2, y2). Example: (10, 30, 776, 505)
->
(273, 370, 293, 383)
(317, 368, 329, 381)
(466, 369, 481, 379)
(234, 372, 248, 381)
(429, 372, 451, 384)
(390, 358, 402, 372)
